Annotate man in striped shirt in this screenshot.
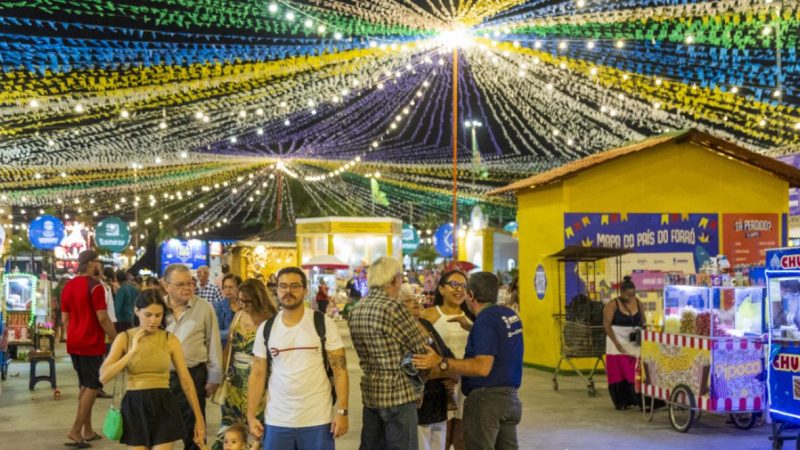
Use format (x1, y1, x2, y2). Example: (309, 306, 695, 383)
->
(349, 256, 427, 450)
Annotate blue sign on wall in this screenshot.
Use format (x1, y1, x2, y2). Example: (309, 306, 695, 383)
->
(434, 223, 454, 258)
(160, 239, 208, 274)
(28, 215, 65, 250)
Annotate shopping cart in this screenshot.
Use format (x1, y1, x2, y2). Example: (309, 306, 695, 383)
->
(552, 318, 606, 396)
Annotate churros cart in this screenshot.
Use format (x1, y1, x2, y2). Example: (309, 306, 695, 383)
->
(640, 284, 765, 432)
(765, 247, 800, 449)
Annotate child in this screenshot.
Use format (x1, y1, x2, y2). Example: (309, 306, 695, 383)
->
(198, 423, 257, 450)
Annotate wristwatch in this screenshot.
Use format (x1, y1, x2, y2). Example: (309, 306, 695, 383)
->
(439, 357, 449, 371)
(336, 408, 349, 416)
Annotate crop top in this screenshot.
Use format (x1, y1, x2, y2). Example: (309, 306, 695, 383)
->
(124, 329, 172, 390)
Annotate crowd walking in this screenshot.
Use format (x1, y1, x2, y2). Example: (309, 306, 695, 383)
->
(59, 253, 523, 450)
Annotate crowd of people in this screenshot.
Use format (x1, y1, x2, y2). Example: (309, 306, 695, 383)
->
(59, 249, 524, 450)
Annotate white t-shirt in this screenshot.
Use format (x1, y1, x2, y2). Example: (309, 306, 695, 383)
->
(253, 308, 344, 428)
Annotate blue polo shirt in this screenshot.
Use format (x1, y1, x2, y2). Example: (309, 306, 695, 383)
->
(462, 304, 523, 395)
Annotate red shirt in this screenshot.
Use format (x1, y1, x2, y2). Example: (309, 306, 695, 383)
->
(61, 275, 107, 356)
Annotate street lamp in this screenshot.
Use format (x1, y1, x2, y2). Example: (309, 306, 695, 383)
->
(464, 119, 482, 165)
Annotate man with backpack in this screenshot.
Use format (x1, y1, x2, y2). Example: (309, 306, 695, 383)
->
(247, 267, 349, 449)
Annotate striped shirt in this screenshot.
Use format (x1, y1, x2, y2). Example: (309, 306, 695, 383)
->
(348, 287, 427, 409)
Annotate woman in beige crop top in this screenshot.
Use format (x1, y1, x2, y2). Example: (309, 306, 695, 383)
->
(100, 289, 205, 449)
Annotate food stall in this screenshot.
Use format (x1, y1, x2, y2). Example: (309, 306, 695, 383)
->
(302, 255, 350, 314)
(296, 217, 401, 268)
(231, 240, 297, 279)
(765, 247, 800, 449)
(1, 272, 51, 362)
(640, 284, 765, 432)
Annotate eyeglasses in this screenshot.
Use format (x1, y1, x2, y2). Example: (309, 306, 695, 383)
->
(169, 281, 194, 289)
(445, 281, 467, 290)
(277, 283, 304, 291)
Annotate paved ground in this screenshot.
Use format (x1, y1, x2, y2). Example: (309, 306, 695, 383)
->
(0, 322, 776, 449)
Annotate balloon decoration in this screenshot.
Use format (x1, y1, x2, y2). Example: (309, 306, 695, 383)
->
(0, 1, 797, 244)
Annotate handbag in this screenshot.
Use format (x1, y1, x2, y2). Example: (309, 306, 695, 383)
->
(104, 332, 128, 440)
(211, 312, 241, 405)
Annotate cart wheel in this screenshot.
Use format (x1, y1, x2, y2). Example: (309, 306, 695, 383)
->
(730, 412, 757, 430)
(54, 389, 61, 399)
(668, 384, 696, 433)
(552, 379, 558, 391)
(587, 382, 596, 397)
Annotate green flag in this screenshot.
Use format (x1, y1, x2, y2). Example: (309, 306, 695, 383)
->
(370, 178, 389, 206)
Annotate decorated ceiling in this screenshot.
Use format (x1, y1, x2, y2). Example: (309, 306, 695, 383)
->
(0, 0, 798, 242)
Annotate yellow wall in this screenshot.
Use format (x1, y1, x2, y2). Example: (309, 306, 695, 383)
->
(517, 141, 790, 369)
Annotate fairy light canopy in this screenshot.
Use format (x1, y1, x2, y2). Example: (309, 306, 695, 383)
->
(0, 0, 797, 242)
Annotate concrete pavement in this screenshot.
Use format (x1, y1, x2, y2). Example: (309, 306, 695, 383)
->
(0, 321, 772, 449)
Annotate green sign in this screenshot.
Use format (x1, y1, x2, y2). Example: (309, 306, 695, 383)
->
(402, 224, 420, 255)
(95, 216, 131, 253)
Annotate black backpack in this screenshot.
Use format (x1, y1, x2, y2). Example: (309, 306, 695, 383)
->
(263, 310, 336, 404)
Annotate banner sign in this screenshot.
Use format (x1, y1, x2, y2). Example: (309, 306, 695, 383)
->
(95, 216, 131, 253)
(402, 224, 420, 255)
(160, 239, 207, 274)
(563, 212, 719, 303)
(434, 223, 454, 258)
(564, 213, 719, 263)
(721, 213, 779, 266)
(28, 215, 65, 250)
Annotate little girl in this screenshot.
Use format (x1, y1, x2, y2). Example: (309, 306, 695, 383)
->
(200, 424, 258, 450)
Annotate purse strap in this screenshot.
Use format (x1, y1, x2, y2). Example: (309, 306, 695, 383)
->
(222, 312, 242, 376)
(111, 331, 129, 409)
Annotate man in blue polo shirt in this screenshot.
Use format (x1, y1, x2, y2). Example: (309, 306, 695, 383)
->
(413, 271, 523, 450)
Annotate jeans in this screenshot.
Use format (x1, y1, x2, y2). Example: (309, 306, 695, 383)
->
(263, 423, 334, 450)
(169, 364, 207, 450)
(360, 402, 419, 450)
(463, 387, 522, 450)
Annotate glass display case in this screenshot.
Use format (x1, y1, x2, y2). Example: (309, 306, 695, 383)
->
(662, 285, 765, 337)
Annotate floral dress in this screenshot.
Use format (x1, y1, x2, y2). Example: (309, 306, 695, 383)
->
(212, 315, 263, 450)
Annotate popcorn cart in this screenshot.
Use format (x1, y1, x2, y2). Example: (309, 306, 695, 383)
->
(765, 247, 800, 449)
(640, 284, 766, 432)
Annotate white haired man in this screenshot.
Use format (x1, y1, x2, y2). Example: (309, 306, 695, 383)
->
(349, 257, 428, 450)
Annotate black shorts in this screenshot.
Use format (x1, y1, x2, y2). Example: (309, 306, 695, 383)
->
(70, 354, 103, 389)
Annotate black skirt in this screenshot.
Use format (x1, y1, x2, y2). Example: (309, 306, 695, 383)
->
(120, 388, 186, 446)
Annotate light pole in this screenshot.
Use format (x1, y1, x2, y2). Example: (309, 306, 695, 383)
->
(464, 119, 482, 165)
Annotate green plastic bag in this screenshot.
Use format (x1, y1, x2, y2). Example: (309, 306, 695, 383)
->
(102, 406, 123, 440)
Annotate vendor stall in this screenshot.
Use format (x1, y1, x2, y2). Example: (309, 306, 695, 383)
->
(1, 273, 51, 361)
(640, 284, 765, 432)
(232, 240, 297, 279)
(302, 255, 350, 314)
(765, 246, 800, 449)
(488, 129, 800, 370)
(296, 217, 401, 267)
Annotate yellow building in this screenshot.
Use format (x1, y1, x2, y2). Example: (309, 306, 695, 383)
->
(295, 217, 402, 267)
(489, 129, 800, 370)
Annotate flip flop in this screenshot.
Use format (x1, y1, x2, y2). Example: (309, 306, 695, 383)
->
(83, 434, 102, 442)
(63, 441, 91, 448)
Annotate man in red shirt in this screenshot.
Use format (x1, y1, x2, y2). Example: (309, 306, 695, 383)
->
(61, 249, 117, 447)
